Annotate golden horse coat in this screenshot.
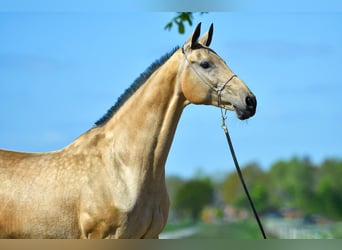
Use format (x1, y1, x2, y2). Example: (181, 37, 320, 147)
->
(0, 23, 256, 238)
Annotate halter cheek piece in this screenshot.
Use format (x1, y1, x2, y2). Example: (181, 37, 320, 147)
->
(181, 46, 237, 108)
(182, 46, 267, 239)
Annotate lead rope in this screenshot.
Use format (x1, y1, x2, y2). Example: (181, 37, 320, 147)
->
(182, 48, 267, 238)
(218, 94, 267, 239)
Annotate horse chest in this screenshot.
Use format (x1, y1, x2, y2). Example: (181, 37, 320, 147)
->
(121, 190, 169, 238)
(78, 174, 169, 239)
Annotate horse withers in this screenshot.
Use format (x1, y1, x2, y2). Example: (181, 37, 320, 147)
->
(0, 23, 256, 238)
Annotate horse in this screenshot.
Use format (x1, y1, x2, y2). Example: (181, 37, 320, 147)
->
(0, 23, 256, 238)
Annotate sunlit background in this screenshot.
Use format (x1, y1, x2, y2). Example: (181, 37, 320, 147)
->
(0, 1, 341, 239)
(1, 11, 341, 177)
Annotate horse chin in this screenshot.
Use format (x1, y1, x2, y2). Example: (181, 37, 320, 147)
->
(219, 104, 249, 120)
(219, 103, 252, 120)
(234, 106, 255, 120)
(219, 103, 234, 111)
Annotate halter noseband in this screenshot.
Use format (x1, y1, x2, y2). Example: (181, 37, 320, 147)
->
(181, 46, 237, 107)
(182, 45, 266, 239)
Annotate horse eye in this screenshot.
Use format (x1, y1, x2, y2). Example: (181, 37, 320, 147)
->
(200, 61, 211, 69)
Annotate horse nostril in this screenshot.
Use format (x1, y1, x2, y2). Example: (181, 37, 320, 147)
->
(245, 95, 257, 109)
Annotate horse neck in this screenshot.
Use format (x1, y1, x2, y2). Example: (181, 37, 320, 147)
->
(86, 50, 186, 182)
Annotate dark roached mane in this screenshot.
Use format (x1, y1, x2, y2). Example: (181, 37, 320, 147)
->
(94, 46, 180, 127)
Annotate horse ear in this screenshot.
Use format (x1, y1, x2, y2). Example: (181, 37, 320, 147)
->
(199, 23, 214, 47)
(184, 22, 202, 51)
(191, 22, 202, 49)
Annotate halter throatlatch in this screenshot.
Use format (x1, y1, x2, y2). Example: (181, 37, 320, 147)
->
(182, 47, 237, 104)
(182, 46, 267, 239)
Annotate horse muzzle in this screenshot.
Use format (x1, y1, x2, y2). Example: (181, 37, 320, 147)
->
(234, 95, 257, 120)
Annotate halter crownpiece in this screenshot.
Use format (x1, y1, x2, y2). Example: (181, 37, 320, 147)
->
(181, 23, 237, 100)
(183, 23, 266, 239)
(181, 46, 237, 106)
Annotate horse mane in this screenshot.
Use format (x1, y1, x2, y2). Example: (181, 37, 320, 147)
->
(94, 46, 180, 127)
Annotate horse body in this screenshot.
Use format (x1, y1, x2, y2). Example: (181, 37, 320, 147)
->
(0, 46, 184, 239)
(0, 149, 80, 238)
(0, 23, 256, 238)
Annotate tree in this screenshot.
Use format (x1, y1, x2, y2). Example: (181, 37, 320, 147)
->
(165, 12, 207, 34)
(221, 167, 241, 204)
(174, 178, 214, 221)
(165, 175, 185, 210)
(315, 159, 342, 218)
(267, 157, 316, 211)
(221, 157, 342, 220)
(221, 163, 269, 211)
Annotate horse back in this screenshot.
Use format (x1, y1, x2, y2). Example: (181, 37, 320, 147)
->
(0, 149, 81, 238)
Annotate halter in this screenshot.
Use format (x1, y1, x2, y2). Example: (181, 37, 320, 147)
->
(182, 46, 267, 239)
(181, 46, 237, 111)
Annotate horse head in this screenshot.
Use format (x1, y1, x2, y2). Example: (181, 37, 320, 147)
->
(180, 23, 256, 120)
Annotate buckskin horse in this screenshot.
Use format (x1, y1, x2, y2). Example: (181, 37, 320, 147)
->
(0, 23, 256, 238)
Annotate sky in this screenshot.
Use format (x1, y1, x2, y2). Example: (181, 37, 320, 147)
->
(0, 4, 342, 178)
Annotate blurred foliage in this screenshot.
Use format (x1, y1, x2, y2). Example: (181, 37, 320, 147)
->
(165, 175, 185, 210)
(222, 163, 270, 212)
(315, 159, 342, 218)
(220, 157, 342, 219)
(166, 157, 342, 224)
(173, 177, 214, 221)
(165, 12, 207, 34)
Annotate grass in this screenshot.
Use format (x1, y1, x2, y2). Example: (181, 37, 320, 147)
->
(183, 220, 266, 239)
(163, 218, 342, 239)
(162, 219, 196, 233)
(331, 222, 342, 238)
